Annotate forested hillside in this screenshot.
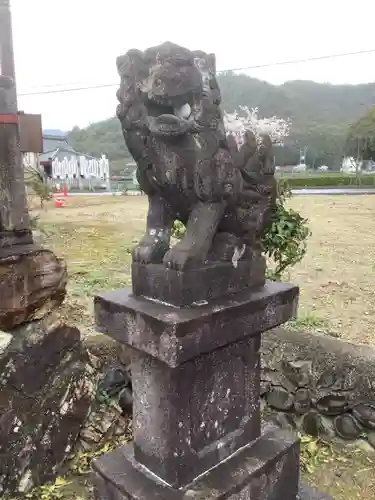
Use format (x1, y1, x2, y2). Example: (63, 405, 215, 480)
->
(68, 72, 375, 172)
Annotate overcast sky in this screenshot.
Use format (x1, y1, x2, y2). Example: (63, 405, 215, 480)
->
(9, 0, 375, 130)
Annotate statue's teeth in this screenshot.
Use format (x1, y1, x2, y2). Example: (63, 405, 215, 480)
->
(175, 103, 191, 119)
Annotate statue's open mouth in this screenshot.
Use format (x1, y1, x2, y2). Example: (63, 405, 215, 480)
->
(146, 99, 196, 136)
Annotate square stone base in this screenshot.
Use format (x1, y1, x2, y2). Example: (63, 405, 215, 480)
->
(0, 230, 33, 250)
(132, 256, 266, 307)
(93, 428, 304, 500)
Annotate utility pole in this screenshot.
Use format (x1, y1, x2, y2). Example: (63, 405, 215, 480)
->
(299, 146, 307, 165)
(0, 0, 32, 246)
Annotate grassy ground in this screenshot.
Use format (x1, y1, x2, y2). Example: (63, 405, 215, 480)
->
(287, 196, 375, 344)
(33, 194, 375, 344)
(29, 193, 375, 499)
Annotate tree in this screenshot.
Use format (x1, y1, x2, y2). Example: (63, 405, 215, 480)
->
(346, 106, 375, 161)
(24, 165, 53, 209)
(223, 106, 290, 146)
(67, 73, 375, 169)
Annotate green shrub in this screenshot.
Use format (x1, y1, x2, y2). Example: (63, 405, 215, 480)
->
(279, 173, 375, 189)
(172, 220, 186, 240)
(171, 180, 311, 280)
(25, 166, 53, 208)
(262, 180, 311, 280)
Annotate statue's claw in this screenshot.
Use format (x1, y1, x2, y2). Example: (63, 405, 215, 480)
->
(163, 244, 199, 270)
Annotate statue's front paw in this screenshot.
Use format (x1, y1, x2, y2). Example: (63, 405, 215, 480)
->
(133, 239, 168, 264)
(163, 245, 195, 270)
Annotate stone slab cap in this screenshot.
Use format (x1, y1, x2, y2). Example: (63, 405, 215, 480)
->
(95, 281, 299, 367)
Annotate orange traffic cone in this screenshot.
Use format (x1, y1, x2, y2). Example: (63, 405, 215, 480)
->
(63, 184, 68, 197)
(55, 198, 64, 208)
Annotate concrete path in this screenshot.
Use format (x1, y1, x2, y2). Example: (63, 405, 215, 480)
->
(64, 188, 375, 197)
(291, 188, 375, 195)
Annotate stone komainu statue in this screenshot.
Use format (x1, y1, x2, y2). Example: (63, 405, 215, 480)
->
(116, 41, 276, 272)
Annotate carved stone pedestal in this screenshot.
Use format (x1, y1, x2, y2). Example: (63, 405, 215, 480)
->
(92, 282, 330, 499)
(131, 255, 266, 307)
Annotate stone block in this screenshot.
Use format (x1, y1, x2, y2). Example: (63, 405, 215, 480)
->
(130, 334, 260, 487)
(95, 281, 299, 367)
(131, 254, 266, 307)
(0, 229, 33, 248)
(92, 427, 301, 499)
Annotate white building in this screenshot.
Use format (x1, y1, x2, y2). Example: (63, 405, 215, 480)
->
(341, 156, 362, 174)
(37, 131, 110, 190)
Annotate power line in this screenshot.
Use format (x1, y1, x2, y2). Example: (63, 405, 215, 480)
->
(24, 80, 98, 90)
(223, 47, 375, 72)
(18, 47, 375, 97)
(19, 83, 115, 96)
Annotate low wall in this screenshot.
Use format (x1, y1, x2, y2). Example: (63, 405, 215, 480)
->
(261, 328, 375, 449)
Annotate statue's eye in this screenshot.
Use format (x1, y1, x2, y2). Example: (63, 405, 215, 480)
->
(154, 78, 162, 87)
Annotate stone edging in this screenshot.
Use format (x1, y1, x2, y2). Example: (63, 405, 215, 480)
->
(261, 328, 375, 449)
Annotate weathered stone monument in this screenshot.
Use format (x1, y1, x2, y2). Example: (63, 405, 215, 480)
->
(0, 1, 96, 495)
(93, 42, 331, 499)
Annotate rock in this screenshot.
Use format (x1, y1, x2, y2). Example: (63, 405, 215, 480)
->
(316, 394, 348, 416)
(294, 388, 311, 414)
(0, 246, 67, 330)
(114, 420, 129, 437)
(282, 359, 312, 387)
(297, 482, 334, 500)
(0, 316, 96, 496)
(118, 387, 133, 415)
(79, 401, 131, 452)
(83, 333, 120, 369)
(317, 371, 342, 390)
(266, 386, 294, 411)
(367, 431, 375, 449)
(355, 439, 375, 454)
(260, 380, 270, 396)
(98, 366, 131, 399)
(334, 414, 363, 440)
(81, 427, 102, 445)
(97, 413, 115, 435)
(274, 412, 296, 431)
(261, 367, 295, 392)
(262, 328, 375, 411)
(302, 411, 335, 440)
(352, 403, 375, 430)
